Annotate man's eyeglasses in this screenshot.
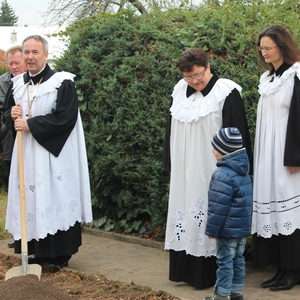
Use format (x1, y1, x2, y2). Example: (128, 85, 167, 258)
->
(184, 69, 206, 82)
(258, 46, 277, 52)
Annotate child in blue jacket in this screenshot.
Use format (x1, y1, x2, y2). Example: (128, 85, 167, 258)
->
(204, 127, 253, 300)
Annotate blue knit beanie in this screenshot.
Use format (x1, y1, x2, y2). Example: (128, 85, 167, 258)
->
(211, 127, 243, 155)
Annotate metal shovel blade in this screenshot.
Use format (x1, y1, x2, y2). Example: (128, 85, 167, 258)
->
(5, 263, 42, 281)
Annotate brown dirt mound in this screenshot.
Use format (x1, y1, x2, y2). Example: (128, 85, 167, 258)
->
(0, 253, 179, 299)
(0, 274, 70, 300)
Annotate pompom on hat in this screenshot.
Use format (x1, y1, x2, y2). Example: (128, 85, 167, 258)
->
(211, 127, 243, 155)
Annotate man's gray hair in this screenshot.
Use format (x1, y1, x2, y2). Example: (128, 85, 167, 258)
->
(22, 35, 49, 53)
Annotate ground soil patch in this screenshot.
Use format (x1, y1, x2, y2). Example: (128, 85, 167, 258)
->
(0, 253, 179, 299)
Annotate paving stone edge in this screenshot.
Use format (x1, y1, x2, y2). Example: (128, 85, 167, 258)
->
(82, 227, 165, 250)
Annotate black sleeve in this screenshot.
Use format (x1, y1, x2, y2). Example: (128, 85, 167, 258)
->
(27, 80, 79, 157)
(284, 76, 300, 166)
(1, 83, 16, 141)
(222, 88, 253, 174)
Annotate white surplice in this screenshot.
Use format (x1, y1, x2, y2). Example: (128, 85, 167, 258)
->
(252, 62, 300, 238)
(164, 78, 242, 257)
(5, 72, 93, 242)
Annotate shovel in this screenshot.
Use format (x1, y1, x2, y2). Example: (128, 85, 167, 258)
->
(5, 130, 42, 281)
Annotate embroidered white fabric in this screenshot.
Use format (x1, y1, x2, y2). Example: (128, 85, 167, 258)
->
(5, 72, 93, 241)
(164, 78, 241, 257)
(252, 62, 300, 238)
(170, 78, 242, 124)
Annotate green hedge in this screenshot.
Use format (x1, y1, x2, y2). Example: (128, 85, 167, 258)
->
(55, 0, 300, 239)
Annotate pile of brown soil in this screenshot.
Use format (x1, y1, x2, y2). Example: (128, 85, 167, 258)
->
(0, 253, 179, 299)
(0, 274, 70, 300)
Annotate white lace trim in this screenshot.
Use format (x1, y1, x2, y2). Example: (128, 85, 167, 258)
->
(259, 62, 300, 96)
(170, 78, 242, 124)
(12, 71, 75, 100)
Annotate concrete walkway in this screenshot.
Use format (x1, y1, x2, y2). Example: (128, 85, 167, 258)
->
(0, 228, 299, 300)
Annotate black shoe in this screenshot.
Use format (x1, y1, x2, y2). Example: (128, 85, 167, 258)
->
(7, 241, 14, 248)
(47, 261, 68, 272)
(261, 269, 285, 288)
(231, 293, 243, 300)
(269, 271, 300, 291)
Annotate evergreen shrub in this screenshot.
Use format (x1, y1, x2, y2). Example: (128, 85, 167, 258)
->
(55, 1, 300, 239)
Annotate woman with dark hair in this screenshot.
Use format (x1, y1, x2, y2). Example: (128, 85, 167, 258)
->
(252, 24, 300, 291)
(164, 48, 252, 291)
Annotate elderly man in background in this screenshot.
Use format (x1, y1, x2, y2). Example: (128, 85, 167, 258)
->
(0, 46, 26, 249)
(0, 46, 26, 176)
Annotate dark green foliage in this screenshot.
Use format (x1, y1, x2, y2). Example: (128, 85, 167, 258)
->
(54, 1, 300, 239)
(0, 66, 8, 75)
(0, 0, 18, 26)
(56, 11, 182, 239)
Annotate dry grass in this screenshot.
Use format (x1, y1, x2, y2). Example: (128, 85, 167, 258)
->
(0, 189, 11, 239)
